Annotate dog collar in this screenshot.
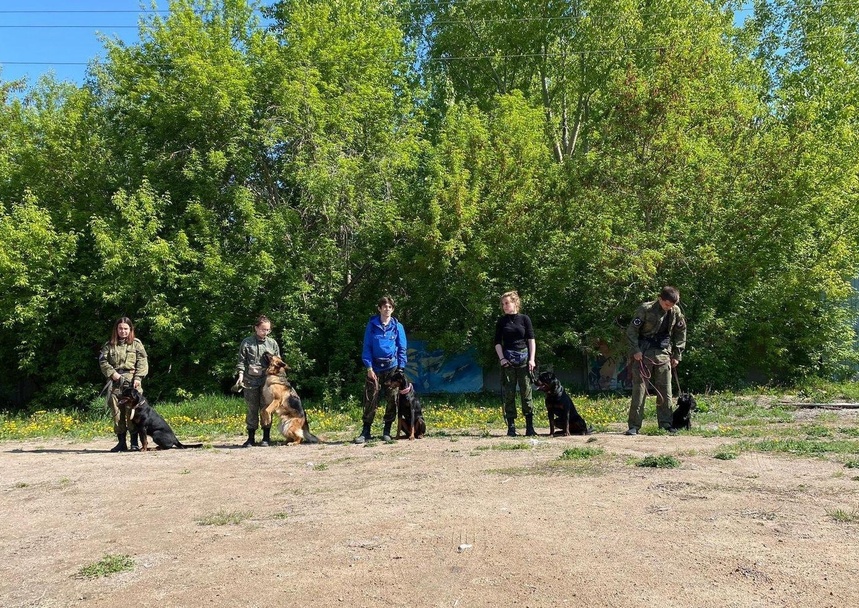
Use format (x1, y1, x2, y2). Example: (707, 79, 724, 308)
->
(399, 384, 412, 395)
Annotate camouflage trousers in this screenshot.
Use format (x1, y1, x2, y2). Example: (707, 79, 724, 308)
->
(362, 369, 397, 426)
(501, 365, 533, 420)
(627, 352, 674, 430)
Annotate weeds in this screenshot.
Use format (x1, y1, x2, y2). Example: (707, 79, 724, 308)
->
(76, 554, 134, 578)
(559, 447, 604, 460)
(196, 509, 253, 526)
(636, 455, 681, 468)
(827, 507, 859, 523)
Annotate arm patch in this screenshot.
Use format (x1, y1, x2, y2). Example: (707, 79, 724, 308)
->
(632, 317, 642, 326)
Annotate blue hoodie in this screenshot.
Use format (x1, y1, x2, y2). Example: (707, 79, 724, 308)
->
(361, 315, 407, 373)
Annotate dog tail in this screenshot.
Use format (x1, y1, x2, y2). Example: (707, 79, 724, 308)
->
(302, 419, 320, 444)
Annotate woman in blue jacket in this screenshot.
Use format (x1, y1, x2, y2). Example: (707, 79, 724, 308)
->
(354, 295, 408, 443)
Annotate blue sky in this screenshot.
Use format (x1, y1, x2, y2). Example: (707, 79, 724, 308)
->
(0, 0, 166, 85)
(1, 1, 755, 88)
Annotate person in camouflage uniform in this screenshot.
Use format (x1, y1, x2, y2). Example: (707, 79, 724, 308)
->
(99, 317, 149, 452)
(624, 286, 687, 435)
(235, 315, 281, 447)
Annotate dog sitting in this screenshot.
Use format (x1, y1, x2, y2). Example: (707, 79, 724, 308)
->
(261, 353, 319, 445)
(534, 371, 591, 436)
(672, 393, 696, 430)
(383, 369, 426, 440)
(121, 388, 203, 450)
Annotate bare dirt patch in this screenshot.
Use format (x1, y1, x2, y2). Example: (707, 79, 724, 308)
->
(2, 425, 858, 608)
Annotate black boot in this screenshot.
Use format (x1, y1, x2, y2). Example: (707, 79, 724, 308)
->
(260, 426, 272, 447)
(110, 432, 128, 452)
(506, 417, 517, 437)
(129, 431, 140, 451)
(241, 428, 256, 447)
(354, 422, 372, 444)
(382, 420, 393, 442)
(525, 414, 537, 437)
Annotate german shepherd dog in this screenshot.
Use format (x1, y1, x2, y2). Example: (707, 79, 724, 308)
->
(383, 369, 425, 440)
(121, 387, 203, 450)
(672, 393, 696, 430)
(534, 371, 591, 436)
(261, 353, 319, 445)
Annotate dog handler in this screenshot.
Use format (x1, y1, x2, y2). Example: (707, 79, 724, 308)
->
(99, 317, 148, 452)
(624, 286, 687, 435)
(494, 291, 537, 436)
(235, 315, 281, 447)
(354, 295, 408, 444)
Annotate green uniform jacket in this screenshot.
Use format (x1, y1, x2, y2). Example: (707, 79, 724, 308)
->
(236, 335, 281, 389)
(99, 338, 149, 383)
(626, 300, 687, 361)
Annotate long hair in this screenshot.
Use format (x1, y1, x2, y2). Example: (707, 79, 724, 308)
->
(110, 317, 136, 346)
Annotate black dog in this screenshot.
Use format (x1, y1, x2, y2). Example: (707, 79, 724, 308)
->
(120, 387, 203, 450)
(534, 371, 591, 436)
(672, 393, 696, 430)
(383, 369, 426, 440)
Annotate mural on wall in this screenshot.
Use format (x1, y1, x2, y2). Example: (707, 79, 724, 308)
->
(405, 340, 483, 393)
(588, 338, 632, 392)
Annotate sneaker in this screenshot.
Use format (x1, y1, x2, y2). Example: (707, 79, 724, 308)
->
(662, 427, 677, 435)
(623, 428, 638, 436)
(382, 434, 392, 442)
(259, 440, 270, 447)
(353, 434, 368, 444)
(241, 439, 255, 448)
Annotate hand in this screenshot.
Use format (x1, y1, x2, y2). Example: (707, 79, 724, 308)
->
(633, 352, 643, 361)
(500, 358, 510, 368)
(367, 369, 377, 383)
(132, 378, 141, 390)
(111, 372, 121, 382)
(528, 361, 536, 372)
(671, 358, 679, 368)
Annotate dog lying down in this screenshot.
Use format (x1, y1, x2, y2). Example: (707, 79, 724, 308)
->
(120, 387, 203, 450)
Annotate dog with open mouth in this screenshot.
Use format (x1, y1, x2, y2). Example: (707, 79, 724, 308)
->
(121, 387, 203, 450)
(534, 371, 591, 436)
(261, 353, 319, 445)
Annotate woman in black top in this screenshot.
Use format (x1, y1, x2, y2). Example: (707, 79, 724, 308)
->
(494, 291, 537, 436)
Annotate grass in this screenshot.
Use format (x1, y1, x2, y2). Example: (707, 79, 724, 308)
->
(76, 554, 134, 578)
(827, 507, 859, 524)
(636, 455, 681, 468)
(196, 509, 253, 526)
(558, 446, 604, 460)
(713, 448, 739, 460)
(2, 383, 859, 464)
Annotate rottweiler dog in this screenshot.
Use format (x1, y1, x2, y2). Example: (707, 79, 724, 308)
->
(383, 369, 426, 440)
(534, 371, 591, 436)
(261, 353, 319, 445)
(121, 388, 203, 450)
(672, 393, 696, 430)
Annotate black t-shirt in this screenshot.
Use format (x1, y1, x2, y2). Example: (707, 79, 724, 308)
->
(494, 314, 535, 351)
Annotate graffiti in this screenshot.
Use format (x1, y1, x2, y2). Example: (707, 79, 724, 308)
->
(405, 340, 483, 393)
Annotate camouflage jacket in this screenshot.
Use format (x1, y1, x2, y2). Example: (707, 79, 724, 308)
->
(99, 338, 149, 382)
(236, 335, 281, 388)
(626, 300, 687, 361)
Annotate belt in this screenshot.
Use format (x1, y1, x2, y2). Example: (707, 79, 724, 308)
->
(115, 369, 134, 374)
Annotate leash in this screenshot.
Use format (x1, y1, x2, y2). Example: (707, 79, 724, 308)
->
(636, 356, 671, 407)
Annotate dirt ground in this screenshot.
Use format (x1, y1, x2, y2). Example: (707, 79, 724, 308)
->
(2, 413, 859, 608)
